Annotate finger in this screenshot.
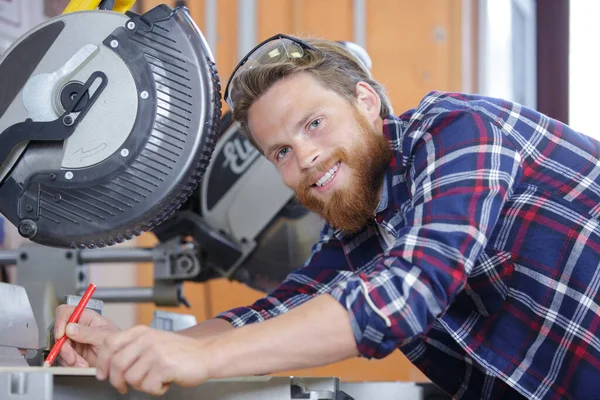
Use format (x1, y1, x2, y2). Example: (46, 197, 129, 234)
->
(65, 323, 106, 346)
(75, 356, 90, 368)
(58, 351, 90, 368)
(54, 305, 76, 338)
(54, 307, 99, 338)
(88, 308, 114, 331)
(140, 364, 171, 397)
(96, 326, 149, 381)
(108, 337, 150, 394)
(56, 342, 78, 367)
(124, 351, 155, 392)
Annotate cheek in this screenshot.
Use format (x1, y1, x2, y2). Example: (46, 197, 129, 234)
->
(279, 162, 300, 189)
(327, 125, 357, 149)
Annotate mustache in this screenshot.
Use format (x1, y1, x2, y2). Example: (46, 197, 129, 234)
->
(299, 149, 349, 189)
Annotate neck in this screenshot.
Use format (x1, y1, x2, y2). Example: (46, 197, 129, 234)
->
(375, 116, 384, 133)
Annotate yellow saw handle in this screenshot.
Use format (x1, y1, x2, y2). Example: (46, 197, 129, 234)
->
(62, 0, 136, 14)
(111, 0, 137, 13)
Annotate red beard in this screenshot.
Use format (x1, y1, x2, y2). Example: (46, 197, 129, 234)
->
(295, 111, 392, 233)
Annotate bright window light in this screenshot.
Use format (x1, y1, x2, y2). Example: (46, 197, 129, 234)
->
(569, 1, 600, 137)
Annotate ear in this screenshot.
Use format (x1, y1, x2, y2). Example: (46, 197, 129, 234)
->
(355, 81, 381, 124)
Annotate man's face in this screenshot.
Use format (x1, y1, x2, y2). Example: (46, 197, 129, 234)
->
(248, 72, 391, 233)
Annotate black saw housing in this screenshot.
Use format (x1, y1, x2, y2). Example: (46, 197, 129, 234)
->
(0, 5, 221, 249)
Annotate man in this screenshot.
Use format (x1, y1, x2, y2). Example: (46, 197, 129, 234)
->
(54, 34, 600, 399)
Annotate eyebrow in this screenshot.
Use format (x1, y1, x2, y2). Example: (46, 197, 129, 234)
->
(266, 142, 284, 160)
(265, 109, 322, 159)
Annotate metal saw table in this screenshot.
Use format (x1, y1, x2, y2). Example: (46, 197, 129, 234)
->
(0, 371, 428, 400)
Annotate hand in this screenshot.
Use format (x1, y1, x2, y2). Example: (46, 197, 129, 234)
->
(53, 304, 120, 368)
(95, 325, 211, 395)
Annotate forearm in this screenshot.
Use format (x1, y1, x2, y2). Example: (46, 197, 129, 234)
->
(204, 294, 358, 379)
(179, 318, 234, 341)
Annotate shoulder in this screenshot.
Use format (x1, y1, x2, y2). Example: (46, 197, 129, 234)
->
(397, 92, 500, 146)
(414, 91, 516, 114)
(398, 91, 521, 129)
(395, 93, 524, 166)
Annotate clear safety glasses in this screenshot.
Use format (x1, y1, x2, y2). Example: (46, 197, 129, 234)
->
(223, 34, 317, 110)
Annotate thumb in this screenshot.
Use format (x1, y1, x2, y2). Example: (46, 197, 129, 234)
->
(66, 323, 104, 346)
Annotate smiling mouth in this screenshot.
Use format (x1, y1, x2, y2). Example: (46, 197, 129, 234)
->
(312, 162, 341, 187)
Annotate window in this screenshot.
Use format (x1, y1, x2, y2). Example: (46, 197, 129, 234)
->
(569, 0, 600, 138)
(478, 0, 536, 109)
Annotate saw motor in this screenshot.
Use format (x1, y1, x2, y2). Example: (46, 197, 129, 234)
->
(0, 5, 221, 249)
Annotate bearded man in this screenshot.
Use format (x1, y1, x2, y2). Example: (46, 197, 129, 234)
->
(53, 34, 600, 400)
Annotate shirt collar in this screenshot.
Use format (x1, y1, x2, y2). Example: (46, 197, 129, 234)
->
(375, 115, 403, 215)
(375, 171, 390, 214)
(382, 113, 405, 144)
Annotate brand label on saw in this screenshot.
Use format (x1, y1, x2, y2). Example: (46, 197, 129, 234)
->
(222, 136, 259, 174)
(206, 126, 260, 211)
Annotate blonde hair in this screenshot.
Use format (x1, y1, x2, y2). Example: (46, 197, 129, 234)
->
(229, 37, 392, 148)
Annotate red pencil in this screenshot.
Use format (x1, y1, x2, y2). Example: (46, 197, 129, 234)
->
(43, 283, 97, 368)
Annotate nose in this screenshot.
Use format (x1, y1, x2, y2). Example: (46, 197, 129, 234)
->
(296, 142, 321, 169)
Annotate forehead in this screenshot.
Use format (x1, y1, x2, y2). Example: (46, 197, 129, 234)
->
(247, 72, 344, 148)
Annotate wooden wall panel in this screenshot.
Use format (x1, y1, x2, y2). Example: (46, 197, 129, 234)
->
(139, 0, 175, 11)
(257, 0, 354, 42)
(186, 0, 205, 34)
(367, 0, 463, 113)
(214, 0, 238, 80)
(292, 0, 354, 40)
(136, 0, 467, 384)
(256, 0, 294, 41)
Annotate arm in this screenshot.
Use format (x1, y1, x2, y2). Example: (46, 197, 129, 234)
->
(93, 294, 356, 395)
(206, 294, 357, 378)
(178, 318, 234, 340)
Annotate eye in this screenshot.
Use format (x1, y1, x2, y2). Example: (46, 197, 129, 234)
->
(276, 147, 291, 161)
(309, 118, 322, 130)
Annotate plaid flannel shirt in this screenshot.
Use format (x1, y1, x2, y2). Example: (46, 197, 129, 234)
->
(217, 91, 600, 399)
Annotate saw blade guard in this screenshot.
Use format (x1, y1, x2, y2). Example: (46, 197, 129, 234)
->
(0, 5, 222, 249)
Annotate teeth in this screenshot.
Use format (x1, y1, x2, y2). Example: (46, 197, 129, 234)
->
(316, 163, 339, 187)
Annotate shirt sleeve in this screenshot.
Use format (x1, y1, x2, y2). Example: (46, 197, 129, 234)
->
(216, 223, 351, 327)
(330, 110, 524, 359)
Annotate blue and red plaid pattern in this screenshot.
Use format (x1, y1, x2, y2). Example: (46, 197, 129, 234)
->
(218, 91, 600, 399)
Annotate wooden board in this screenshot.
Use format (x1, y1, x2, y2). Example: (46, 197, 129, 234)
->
(0, 366, 97, 376)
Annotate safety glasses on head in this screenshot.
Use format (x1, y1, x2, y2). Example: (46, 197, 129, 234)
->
(223, 33, 317, 110)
